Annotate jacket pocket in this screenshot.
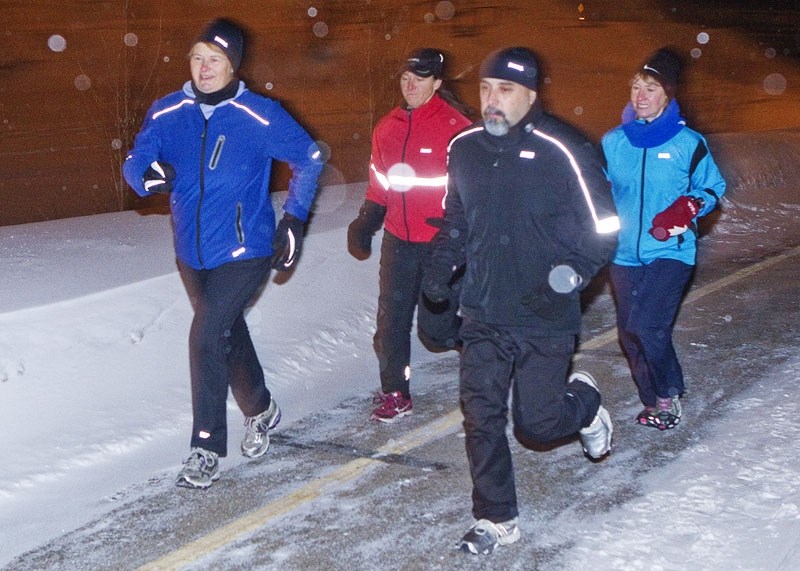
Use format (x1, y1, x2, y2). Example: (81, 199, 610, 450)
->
(235, 203, 245, 244)
(521, 282, 573, 321)
(209, 135, 226, 170)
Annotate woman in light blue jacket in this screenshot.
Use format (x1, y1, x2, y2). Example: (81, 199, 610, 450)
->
(601, 48, 726, 431)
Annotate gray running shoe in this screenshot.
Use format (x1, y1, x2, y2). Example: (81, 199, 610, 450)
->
(176, 447, 220, 489)
(570, 371, 613, 459)
(241, 398, 281, 458)
(457, 518, 520, 555)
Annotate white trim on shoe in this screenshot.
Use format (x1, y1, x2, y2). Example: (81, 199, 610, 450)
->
(569, 371, 613, 459)
(457, 518, 521, 555)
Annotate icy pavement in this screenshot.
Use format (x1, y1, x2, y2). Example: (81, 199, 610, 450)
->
(6, 237, 800, 570)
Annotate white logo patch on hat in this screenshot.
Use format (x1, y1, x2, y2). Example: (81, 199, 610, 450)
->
(214, 35, 229, 48)
(507, 62, 524, 72)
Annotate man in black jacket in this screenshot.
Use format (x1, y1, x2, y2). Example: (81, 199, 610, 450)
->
(422, 47, 620, 555)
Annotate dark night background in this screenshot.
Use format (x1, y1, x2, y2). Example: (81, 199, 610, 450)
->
(1, 0, 798, 226)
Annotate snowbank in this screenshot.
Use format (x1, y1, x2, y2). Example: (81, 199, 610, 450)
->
(709, 129, 800, 205)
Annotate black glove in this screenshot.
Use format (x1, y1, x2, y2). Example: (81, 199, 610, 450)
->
(425, 217, 445, 229)
(422, 263, 455, 304)
(271, 213, 304, 272)
(347, 200, 386, 260)
(142, 161, 175, 194)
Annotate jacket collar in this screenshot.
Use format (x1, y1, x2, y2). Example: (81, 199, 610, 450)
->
(397, 92, 446, 121)
(480, 99, 544, 147)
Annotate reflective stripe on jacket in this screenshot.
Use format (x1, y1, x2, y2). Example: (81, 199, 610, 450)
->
(365, 94, 471, 243)
(123, 82, 322, 269)
(434, 105, 619, 331)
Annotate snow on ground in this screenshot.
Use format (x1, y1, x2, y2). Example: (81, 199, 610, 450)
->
(1, 131, 799, 569)
(562, 355, 800, 570)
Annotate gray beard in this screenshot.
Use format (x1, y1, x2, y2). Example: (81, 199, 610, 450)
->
(484, 117, 510, 137)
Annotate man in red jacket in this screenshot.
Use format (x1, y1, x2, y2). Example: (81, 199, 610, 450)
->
(348, 48, 472, 422)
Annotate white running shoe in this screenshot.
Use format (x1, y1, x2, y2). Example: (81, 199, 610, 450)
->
(570, 371, 613, 459)
(241, 398, 282, 459)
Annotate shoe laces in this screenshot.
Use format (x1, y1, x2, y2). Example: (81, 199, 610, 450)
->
(379, 391, 409, 409)
(185, 448, 215, 469)
(244, 415, 269, 432)
(245, 402, 276, 433)
(473, 518, 516, 539)
(657, 396, 681, 416)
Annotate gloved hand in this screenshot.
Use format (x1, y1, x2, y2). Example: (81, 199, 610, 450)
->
(142, 161, 175, 194)
(347, 200, 386, 260)
(649, 196, 703, 241)
(425, 217, 445, 229)
(422, 263, 455, 304)
(548, 264, 583, 294)
(271, 213, 304, 272)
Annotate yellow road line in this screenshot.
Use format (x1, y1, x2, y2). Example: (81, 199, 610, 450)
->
(139, 410, 463, 570)
(141, 244, 800, 569)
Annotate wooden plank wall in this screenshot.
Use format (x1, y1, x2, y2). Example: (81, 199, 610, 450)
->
(1, 0, 798, 226)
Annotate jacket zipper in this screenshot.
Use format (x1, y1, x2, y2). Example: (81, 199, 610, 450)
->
(401, 108, 413, 240)
(235, 202, 245, 244)
(196, 119, 208, 268)
(636, 148, 647, 264)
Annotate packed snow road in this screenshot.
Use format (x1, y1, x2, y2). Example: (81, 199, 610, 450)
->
(8, 238, 799, 571)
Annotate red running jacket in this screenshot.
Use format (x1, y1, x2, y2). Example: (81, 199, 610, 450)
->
(365, 94, 471, 243)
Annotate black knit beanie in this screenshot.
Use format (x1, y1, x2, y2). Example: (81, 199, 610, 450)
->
(641, 48, 681, 95)
(479, 47, 539, 90)
(195, 19, 244, 72)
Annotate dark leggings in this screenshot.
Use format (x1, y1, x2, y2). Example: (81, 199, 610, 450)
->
(610, 259, 694, 407)
(179, 257, 272, 456)
(374, 232, 461, 396)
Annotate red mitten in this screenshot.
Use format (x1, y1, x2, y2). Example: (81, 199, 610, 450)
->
(649, 196, 702, 241)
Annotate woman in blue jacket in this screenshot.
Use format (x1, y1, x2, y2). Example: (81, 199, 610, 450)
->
(123, 19, 322, 488)
(601, 48, 726, 430)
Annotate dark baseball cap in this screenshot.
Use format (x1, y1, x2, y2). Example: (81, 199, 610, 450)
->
(404, 48, 444, 78)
